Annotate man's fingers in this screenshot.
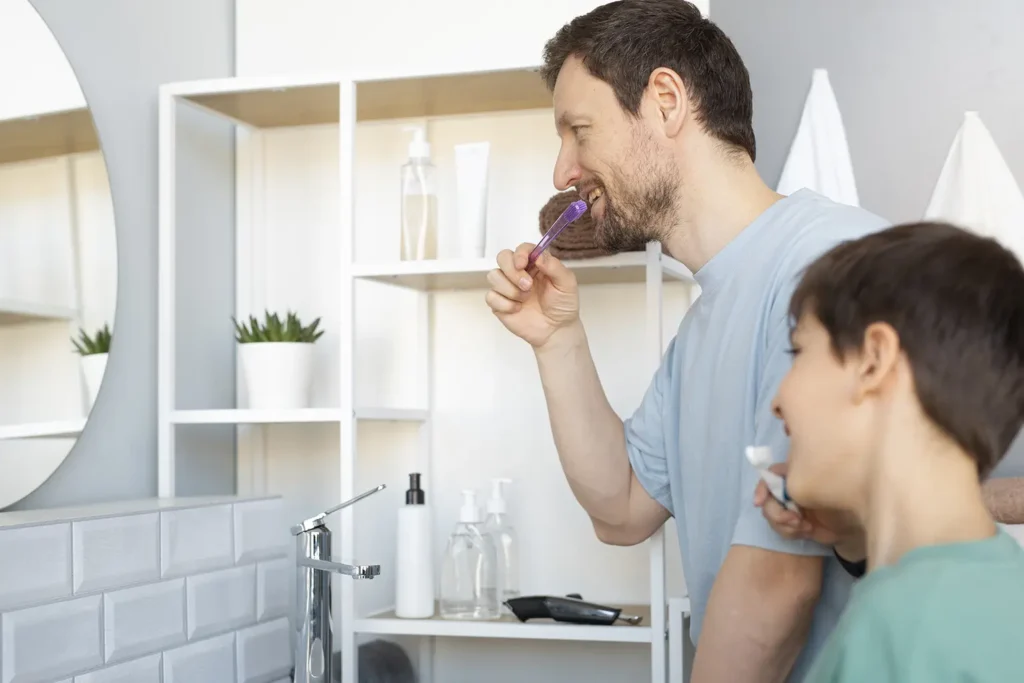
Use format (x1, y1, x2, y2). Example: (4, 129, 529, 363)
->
(484, 289, 521, 315)
(496, 246, 535, 292)
(486, 267, 527, 302)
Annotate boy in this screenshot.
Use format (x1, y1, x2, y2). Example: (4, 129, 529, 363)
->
(766, 220, 1024, 682)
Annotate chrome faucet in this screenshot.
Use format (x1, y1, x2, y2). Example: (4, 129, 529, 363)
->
(292, 484, 385, 683)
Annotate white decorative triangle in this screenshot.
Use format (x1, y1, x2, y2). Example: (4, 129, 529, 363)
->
(924, 111, 1024, 260)
(776, 68, 860, 207)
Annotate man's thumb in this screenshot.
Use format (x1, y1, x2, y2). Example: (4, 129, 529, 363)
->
(768, 462, 789, 476)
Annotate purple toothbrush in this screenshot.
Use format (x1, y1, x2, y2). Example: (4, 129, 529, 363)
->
(528, 199, 589, 268)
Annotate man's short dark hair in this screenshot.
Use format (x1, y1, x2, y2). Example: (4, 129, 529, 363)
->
(789, 222, 1024, 479)
(541, 0, 756, 161)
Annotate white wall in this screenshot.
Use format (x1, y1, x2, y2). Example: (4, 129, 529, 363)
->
(235, 0, 710, 77)
(233, 1, 708, 680)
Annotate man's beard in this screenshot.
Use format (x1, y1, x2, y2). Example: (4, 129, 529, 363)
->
(593, 147, 678, 254)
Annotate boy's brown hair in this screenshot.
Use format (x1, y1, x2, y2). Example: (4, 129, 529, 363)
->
(789, 221, 1024, 478)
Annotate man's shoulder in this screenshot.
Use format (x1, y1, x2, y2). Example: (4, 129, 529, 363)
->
(777, 191, 891, 273)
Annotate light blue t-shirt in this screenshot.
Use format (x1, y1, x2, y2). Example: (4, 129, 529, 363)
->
(625, 189, 890, 681)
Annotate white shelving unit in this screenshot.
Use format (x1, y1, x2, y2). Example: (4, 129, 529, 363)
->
(158, 65, 694, 683)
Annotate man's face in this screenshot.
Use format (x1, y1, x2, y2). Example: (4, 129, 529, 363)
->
(550, 57, 679, 253)
(771, 313, 870, 511)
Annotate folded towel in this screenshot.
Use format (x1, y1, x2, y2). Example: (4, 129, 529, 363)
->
(537, 190, 644, 260)
(985, 477, 1024, 524)
(776, 68, 860, 207)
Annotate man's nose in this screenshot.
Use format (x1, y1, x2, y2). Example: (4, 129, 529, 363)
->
(553, 148, 582, 192)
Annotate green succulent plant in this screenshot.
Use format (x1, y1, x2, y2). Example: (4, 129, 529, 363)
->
(233, 310, 324, 344)
(72, 323, 112, 356)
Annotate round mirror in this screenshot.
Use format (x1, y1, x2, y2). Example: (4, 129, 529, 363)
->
(0, 0, 117, 508)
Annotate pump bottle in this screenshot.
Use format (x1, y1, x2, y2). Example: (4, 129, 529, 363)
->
(440, 490, 500, 620)
(483, 478, 519, 612)
(395, 473, 434, 618)
(400, 126, 438, 261)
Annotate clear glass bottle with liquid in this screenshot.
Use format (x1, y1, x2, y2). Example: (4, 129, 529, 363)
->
(440, 489, 500, 620)
(482, 478, 519, 613)
(400, 126, 438, 261)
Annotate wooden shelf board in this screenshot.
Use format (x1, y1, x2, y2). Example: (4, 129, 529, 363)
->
(0, 107, 99, 165)
(354, 603, 652, 643)
(185, 81, 340, 129)
(170, 407, 428, 424)
(352, 252, 694, 291)
(0, 300, 77, 326)
(0, 419, 86, 440)
(173, 67, 551, 128)
(355, 67, 551, 122)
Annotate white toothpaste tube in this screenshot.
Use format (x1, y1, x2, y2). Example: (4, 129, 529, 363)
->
(745, 445, 799, 512)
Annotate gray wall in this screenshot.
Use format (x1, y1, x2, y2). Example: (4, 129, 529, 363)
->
(714, 0, 1024, 476)
(10, 0, 238, 509)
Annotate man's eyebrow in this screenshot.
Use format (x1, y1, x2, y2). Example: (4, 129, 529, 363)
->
(555, 111, 588, 132)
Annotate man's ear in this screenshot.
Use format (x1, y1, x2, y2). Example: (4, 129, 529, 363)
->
(647, 67, 688, 138)
(853, 322, 901, 401)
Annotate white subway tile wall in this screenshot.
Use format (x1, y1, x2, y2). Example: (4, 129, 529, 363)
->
(0, 496, 290, 683)
(73, 513, 160, 594)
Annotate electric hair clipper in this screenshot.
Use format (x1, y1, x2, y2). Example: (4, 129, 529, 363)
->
(504, 594, 644, 626)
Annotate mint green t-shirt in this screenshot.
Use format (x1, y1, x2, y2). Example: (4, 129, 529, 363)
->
(802, 529, 1024, 683)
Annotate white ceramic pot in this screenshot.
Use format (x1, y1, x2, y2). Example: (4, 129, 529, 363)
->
(238, 342, 315, 410)
(81, 352, 108, 408)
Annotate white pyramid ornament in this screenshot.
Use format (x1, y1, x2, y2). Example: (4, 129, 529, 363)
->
(924, 111, 1024, 260)
(776, 68, 860, 207)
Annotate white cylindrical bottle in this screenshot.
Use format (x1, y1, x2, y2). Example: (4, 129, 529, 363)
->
(395, 472, 435, 618)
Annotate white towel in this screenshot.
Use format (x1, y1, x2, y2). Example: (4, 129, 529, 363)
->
(924, 111, 1024, 260)
(776, 69, 860, 207)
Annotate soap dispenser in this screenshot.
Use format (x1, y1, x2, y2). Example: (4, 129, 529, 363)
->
(395, 472, 434, 618)
(483, 478, 519, 612)
(400, 126, 438, 261)
(439, 489, 500, 620)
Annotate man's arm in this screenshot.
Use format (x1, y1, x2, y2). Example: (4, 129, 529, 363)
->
(534, 319, 671, 544)
(691, 547, 823, 683)
(692, 257, 837, 683)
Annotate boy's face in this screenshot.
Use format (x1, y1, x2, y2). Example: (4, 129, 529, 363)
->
(771, 313, 871, 511)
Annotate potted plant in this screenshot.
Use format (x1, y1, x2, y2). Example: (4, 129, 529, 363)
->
(72, 323, 112, 408)
(233, 310, 324, 410)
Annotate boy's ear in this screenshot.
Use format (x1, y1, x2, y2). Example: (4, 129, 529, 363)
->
(853, 322, 901, 400)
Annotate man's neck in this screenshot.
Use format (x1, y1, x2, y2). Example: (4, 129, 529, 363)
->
(860, 430, 997, 571)
(662, 150, 783, 273)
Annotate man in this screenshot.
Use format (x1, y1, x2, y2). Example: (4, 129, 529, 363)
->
(766, 222, 1024, 682)
(484, 1, 889, 681)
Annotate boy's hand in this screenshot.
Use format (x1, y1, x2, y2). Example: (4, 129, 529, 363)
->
(754, 463, 866, 562)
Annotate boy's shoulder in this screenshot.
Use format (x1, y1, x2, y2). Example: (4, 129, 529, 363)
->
(804, 531, 1024, 682)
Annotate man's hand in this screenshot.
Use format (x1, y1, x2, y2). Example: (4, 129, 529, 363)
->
(691, 545, 822, 683)
(754, 463, 865, 562)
